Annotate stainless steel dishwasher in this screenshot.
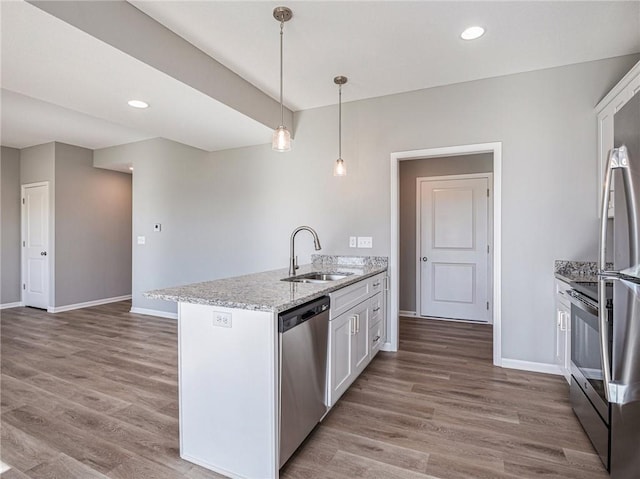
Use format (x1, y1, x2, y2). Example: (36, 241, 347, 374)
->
(278, 296, 330, 467)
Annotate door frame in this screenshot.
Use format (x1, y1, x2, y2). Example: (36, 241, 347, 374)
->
(21, 181, 52, 309)
(389, 142, 503, 367)
(415, 173, 493, 323)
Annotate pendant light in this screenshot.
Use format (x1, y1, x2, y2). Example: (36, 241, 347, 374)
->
(333, 76, 348, 176)
(272, 6, 293, 152)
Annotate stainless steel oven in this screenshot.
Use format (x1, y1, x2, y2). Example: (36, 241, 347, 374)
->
(567, 284, 613, 470)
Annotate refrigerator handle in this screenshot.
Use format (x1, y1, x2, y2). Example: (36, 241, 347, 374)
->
(598, 146, 630, 404)
(599, 145, 630, 274)
(598, 147, 620, 403)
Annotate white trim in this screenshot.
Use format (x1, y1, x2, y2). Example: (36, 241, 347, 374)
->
(414, 315, 489, 325)
(501, 359, 562, 376)
(0, 302, 24, 310)
(390, 142, 502, 366)
(47, 295, 131, 313)
(130, 306, 178, 320)
(415, 173, 493, 323)
(595, 59, 640, 112)
(399, 310, 417, 318)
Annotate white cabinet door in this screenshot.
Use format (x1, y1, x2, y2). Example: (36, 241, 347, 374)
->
(555, 280, 571, 383)
(329, 312, 353, 405)
(352, 304, 370, 375)
(328, 299, 369, 406)
(555, 308, 567, 372)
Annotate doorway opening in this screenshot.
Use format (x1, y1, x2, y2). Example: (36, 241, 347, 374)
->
(389, 143, 502, 366)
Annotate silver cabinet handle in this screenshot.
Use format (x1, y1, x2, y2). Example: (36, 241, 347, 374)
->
(421, 257, 428, 262)
(373, 306, 380, 312)
(373, 335, 380, 343)
(355, 314, 360, 333)
(373, 281, 380, 288)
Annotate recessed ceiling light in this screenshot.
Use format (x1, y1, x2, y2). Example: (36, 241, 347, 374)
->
(127, 100, 149, 109)
(460, 26, 485, 40)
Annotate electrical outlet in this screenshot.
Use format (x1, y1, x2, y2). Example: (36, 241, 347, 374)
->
(349, 236, 357, 248)
(153, 223, 161, 232)
(213, 311, 232, 328)
(357, 236, 373, 248)
(137, 236, 146, 245)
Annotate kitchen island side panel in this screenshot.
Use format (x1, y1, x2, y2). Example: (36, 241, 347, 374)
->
(178, 303, 279, 479)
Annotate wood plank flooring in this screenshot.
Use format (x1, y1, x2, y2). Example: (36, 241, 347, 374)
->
(1, 303, 607, 478)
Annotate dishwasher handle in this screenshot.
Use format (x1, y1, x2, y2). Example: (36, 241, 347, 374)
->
(279, 296, 330, 333)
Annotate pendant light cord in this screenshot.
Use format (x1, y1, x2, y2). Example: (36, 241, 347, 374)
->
(338, 84, 342, 159)
(279, 20, 284, 126)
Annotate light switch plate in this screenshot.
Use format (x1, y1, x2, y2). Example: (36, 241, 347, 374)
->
(137, 236, 146, 245)
(357, 236, 373, 248)
(349, 236, 357, 248)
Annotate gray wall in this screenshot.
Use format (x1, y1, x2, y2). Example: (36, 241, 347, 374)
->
(1, 147, 21, 304)
(399, 154, 493, 313)
(97, 54, 639, 365)
(54, 142, 132, 307)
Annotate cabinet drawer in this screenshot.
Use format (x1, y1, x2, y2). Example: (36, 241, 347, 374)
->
(369, 320, 383, 359)
(330, 280, 370, 319)
(370, 273, 385, 294)
(369, 292, 383, 324)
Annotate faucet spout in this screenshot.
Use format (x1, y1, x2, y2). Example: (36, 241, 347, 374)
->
(289, 226, 322, 276)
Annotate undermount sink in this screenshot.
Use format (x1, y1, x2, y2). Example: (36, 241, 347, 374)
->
(281, 271, 354, 284)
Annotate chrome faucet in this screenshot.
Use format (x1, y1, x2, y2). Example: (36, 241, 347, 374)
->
(289, 226, 322, 276)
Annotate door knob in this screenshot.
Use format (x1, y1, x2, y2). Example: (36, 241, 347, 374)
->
(40, 251, 47, 256)
(421, 257, 428, 262)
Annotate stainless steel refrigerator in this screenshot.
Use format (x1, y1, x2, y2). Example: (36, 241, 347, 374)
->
(599, 91, 640, 479)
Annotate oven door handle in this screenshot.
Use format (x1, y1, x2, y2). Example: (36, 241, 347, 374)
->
(566, 290, 599, 316)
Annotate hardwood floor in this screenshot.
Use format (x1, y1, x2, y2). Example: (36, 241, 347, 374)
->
(1, 303, 606, 478)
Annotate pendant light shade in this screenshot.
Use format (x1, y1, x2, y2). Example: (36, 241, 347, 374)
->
(333, 158, 346, 176)
(272, 6, 292, 152)
(273, 125, 291, 152)
(333, 75, 348, 176)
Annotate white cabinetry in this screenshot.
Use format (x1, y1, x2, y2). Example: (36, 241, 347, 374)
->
(328, 273, 386, 407)
(329, 298, 369, 404)
(555, 279, 571, 383)
(597, 61, 640, 218)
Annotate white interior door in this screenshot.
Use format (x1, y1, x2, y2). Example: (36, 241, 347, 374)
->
(418, 176, 489, 322)
(22, 183, 49, 309)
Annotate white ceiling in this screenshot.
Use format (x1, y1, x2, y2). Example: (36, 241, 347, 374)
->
(2, 1, 639, 152)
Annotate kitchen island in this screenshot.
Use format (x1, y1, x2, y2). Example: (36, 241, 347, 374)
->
(146, 255, 387, 479)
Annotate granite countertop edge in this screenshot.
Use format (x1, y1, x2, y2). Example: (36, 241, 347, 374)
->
(145, 263, 387, 314)
(554, 259, 610, 284)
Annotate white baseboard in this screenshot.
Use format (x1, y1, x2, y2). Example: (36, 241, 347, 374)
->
(48, 295, 131, 313)
(380, 341, 397, 352)
(130, 307, 178, 320)
(501, 358, 562, 376)
(0, 301, 23, 310)
(399, 310, 417, 317)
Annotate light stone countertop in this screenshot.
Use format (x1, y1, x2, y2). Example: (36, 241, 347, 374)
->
(554, 260, 611, 283)
(145, 256, 387, 314)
